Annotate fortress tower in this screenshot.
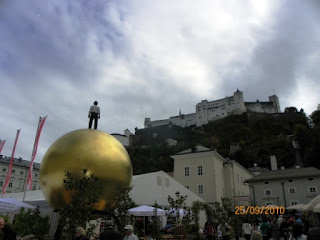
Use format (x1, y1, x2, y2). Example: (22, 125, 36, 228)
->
(269, 95, 281, 112)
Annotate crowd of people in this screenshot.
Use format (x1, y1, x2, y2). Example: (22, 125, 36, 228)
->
(203, 213, 320, 240)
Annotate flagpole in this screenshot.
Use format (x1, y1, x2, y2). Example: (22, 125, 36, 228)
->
(23, 117, 41, 202)
(22, 116, 47, 201)
(0, 139, 6, 154)
(1, 129, 21, 198)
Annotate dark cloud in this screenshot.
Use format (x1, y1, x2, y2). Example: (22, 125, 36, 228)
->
(1, 0, 319, 163)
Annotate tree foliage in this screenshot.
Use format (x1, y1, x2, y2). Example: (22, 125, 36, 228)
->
(104, 184, 136, 230)
(131, 109, 320, 173)
(14, 207, 50, 239)
(58, 169, 103, 239)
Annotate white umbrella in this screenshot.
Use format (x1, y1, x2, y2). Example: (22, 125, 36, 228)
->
(166, 208, 189, 217)
(286, 203, 307, 211)
(312, 202, 320, 213)
(128, 205, 166, 216)
(128, 205, 165, 237)
(305, 195, 320, 211)
(0, 198, 36, 212)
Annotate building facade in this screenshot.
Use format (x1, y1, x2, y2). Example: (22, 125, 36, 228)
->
(144, 89, 281, 129)
(171, 146, 253, 205)
(245, 167, 320, 207)
(0, 155, 41, 194)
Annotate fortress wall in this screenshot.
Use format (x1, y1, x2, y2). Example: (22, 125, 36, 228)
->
(245, 102, 278, 113)
(145, 90, 280, 129)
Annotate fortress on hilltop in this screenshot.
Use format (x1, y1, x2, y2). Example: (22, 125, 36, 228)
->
(144, 89, 281, 128)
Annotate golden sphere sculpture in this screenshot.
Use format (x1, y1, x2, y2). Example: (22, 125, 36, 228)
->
(39, 129, 132, 211)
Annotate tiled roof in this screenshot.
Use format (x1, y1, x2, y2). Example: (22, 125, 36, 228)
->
(0, 157, 41, 170)
(175, 145, 212, 155)
(245, 167, 320, 182)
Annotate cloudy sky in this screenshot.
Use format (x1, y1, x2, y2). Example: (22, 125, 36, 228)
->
(1, 0, 320, 163)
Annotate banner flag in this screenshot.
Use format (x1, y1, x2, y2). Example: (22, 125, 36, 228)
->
(0, 140, 6, 154)
(2, 129, 21, 194)
(26, 116, 47, 191)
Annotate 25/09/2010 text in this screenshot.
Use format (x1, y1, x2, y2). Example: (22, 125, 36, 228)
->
(235, 206, 285, 215)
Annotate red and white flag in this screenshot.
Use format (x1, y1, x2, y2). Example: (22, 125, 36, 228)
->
(26, 116, 47, 191)
(2, 129, 21, 194)
(0, 140, 6, 154)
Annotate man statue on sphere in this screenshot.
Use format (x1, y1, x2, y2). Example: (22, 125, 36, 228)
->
(88, 101, 100, 129)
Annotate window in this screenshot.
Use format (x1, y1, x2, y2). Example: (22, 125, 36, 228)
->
(185, 186, 189, 189)
(309, 187, 317, 193)
(198, 185, 203, 194)
(0, 180, 3, 186)
(264, 181, 269, 184)
(8, 182, 13, 188)
(308, 178, 314, 181)
(266, 202, 273, 205)
(198, 166, 203, 176)
(16, 181, 22, 188)
(185, 167, 189, 176)
(290, 201, 298, 206)
(32, 184, 37, 190)
(35, 173, 38, 177)
(20, 171, 24, 175)
(265, 189, 271, 196)
(11, 169, 15, 173)
(288, 188, 296, 194)
(288, 179, 294, 183)
(2, 168, 6, 172)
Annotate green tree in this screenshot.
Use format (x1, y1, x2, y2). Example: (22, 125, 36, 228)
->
(310, 109, 320, 125)
(167, 192, 189, 239)
(14, 207, 50, 239)
(104, 184, 136, 230)
(58, 169, 103, 239)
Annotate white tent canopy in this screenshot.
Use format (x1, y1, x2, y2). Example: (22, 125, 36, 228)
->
(128, 205, 166, 216)
(0, 198, 36, 212)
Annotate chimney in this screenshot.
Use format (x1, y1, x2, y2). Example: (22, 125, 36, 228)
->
(253, 163, 258, 167)
(270, 155, 278, 170)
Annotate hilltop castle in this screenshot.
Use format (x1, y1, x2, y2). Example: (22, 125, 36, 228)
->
(144, 89, 281, 128)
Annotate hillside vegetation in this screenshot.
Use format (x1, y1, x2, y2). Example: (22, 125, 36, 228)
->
(128, 108, 320, 175)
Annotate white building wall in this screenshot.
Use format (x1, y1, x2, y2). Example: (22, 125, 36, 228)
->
(111, 134, 129, 147)
(172, 150, 228, 204)
(0, 161, 40, 193)
(250, 176, 320, 207)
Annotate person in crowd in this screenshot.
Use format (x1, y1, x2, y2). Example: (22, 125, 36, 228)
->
(288, 223, 306, 240)
(270, 216, 281, 240)
(295, 215, 304, 229)
(307, 214, 320, 240)
(100, 220, 121, 240)
(242, 219, 252, 240)
(251, 231, 262, 240)
(218, 220, 230, 240)
(88, 101, 100, 129)
(0, 217, 17, 240)
(259, 217, 270, 240)
(204, 219, 215, 240)
(280, 217, 290, 240)
(123, 225, 138, 240)
(74, 227, 88, 240)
